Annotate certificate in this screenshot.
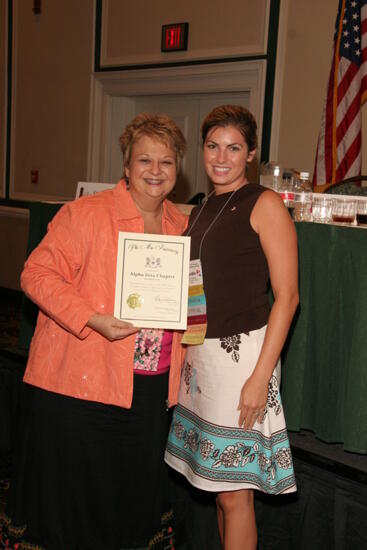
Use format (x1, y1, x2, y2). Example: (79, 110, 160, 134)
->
(75, 181, 116, 198)
(114, 232, 191, 329)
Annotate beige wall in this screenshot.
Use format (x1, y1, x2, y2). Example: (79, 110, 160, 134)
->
(9, 0, 364, 202)
(11, 0, 94, 201)
(102, 0, 268, 66)
(1, 0, 95, 289)
(277, 0, 367, 176)
(2, 0, 366, 289)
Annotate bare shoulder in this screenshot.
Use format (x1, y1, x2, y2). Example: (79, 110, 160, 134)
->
(255, 188, 287, 212)
(251, 189, 294, 234)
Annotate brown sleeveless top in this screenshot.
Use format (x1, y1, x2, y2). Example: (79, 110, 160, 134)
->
(187, 183, 270, 338)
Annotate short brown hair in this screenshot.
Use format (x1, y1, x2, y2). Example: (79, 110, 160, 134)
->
(201, 105, 257, 152)
(119, 112, 186, 175)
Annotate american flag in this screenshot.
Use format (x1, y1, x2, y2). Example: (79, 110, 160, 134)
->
(313, 0, 367, 189)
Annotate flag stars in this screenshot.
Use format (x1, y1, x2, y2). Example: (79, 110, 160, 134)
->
(355, 50, 361, 56)
(354, 37, 360, 44)
(343, 30, 349, 36)
(344, 42, 350, 48)
(343, 18, 347, 24)
(352, 13, 358, 19)
(353, 25, 359, 32)
(351, 0, 357, 6)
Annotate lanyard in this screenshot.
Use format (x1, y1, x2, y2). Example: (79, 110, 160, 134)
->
(187, 187, 240, 259)
(182, 186, 241, 345)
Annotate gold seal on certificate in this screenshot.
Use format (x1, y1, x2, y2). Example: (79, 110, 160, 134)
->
(127, 293, 143, 309)
(114, 232, 191, 329)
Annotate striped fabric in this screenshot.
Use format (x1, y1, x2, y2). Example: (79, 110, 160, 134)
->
(313, 0, 367, 189)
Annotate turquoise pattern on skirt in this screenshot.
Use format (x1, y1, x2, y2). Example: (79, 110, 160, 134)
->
(167, 404, 295, 494)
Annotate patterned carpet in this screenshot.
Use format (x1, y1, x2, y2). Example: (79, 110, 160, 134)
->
(0, 288, 25, 517)
(0, 290, 366, 548)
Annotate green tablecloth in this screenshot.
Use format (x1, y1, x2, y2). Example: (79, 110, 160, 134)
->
(18, 205, 367, 453)
(282, 222, 367, 454)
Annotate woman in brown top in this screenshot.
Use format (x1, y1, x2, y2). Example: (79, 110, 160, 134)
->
(165, 105, 299, 549)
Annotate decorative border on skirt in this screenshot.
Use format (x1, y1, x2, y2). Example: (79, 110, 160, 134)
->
(166, 404, 297, 495)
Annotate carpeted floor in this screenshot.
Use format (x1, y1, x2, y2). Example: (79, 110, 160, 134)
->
(0, 288, 185, 549)
(1, 287, 366, 549)
(0, 288, 23, 517)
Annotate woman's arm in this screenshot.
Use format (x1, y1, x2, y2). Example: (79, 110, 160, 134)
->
(238, 190, 299, 429)
(21, 202, 138, 341)
(21, 204, 96, 338)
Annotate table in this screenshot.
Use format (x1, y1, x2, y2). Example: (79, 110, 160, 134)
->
(11, 206, 367, 549)
(281, 222, 367, 453)
(18, 205, 367, 453)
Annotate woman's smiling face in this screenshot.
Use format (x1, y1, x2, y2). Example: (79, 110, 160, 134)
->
(203, 125, 256, 195)
(126, 135, 177, 204)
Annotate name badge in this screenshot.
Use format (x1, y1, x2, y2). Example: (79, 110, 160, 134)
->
(181, 259, 207, 345)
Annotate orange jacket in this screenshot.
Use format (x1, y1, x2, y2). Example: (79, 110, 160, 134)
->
(21, 181, 188, 408)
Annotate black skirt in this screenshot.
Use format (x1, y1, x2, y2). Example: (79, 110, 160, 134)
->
(1, 373, 175, 550)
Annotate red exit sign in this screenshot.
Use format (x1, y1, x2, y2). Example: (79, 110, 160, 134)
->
(161, 23, 189, 52)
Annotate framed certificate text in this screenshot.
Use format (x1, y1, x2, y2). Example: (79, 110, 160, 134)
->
(114, 232, 190, 329)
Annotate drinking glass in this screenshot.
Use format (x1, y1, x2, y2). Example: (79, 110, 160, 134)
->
(292, 193, 313, 222)
(312, 196, 333, 223)
(356, 200, 367, 226)
(331, 199, 357, 224)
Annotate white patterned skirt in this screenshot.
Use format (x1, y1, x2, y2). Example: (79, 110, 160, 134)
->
(165, 325, 297, 494)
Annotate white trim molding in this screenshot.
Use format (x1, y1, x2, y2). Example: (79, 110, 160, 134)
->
(0, 205, 29, 219)
(269, 0, 289, 162)
(87, 60, 267, 182)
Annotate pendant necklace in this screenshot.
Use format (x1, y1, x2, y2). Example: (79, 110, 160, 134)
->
(181, 184, 243, 345)
(187, 185, 242, 259)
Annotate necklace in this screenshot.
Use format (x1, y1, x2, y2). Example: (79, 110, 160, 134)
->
(187, 186, 242, 260)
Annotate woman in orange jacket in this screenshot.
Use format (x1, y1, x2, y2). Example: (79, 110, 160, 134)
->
(1, 113, 188, 550)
